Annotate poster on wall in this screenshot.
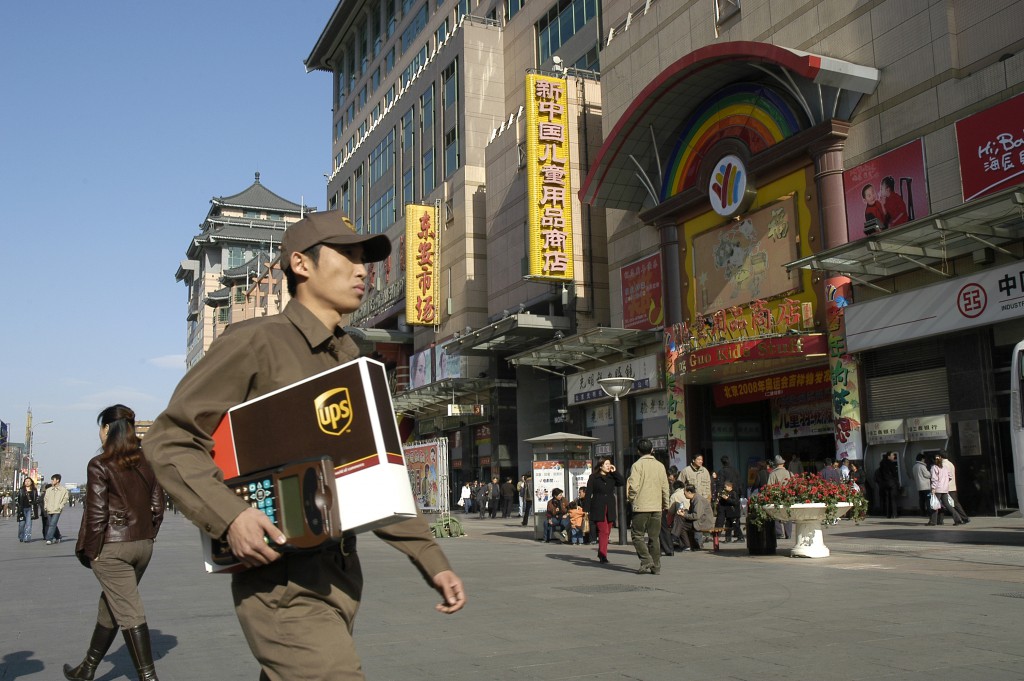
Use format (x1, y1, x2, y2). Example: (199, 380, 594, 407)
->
(567, 461, 592, 503)
(434, 340, 465, 380)
(842, 139, 929, 241)
(405, 441, 441, 511)
(955, 93, 1024, 202)
(691, 196, 799, 314)
(621, 252, 664, 330)
(533, 460, 563, 510)
(771, 389, 832, 439)
(409, 348, 433, 389)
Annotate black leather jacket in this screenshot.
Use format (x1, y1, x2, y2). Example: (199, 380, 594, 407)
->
(76, 450, 165, 561)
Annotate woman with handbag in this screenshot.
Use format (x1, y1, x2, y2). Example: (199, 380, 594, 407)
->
(65, 405, 165, 681)
(583, 457, 624, 564)
(16, 477, 39, 542)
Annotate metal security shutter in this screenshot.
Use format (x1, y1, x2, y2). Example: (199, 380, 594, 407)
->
(862, 339, 949, 421)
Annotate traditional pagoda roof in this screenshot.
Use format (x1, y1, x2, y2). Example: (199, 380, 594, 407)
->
(221, 254, 270, 282)
(186, 224, 286, 260)
(211, 172, 309, 214)
(205, 287, 231, 306)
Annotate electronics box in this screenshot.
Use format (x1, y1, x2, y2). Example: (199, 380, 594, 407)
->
(204, 357, 417, 572)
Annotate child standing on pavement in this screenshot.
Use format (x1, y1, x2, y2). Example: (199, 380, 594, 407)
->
(567, 501, 586, 545)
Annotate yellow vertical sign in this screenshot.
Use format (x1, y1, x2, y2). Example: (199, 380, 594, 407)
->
(405, 204, 440, 326)
(526, 74, 574, 281)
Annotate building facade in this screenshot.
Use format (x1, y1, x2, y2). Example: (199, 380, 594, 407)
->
(305, 0, 1024, 515)
(176, 173, 312, 368)
(582, 0, 1024, 515)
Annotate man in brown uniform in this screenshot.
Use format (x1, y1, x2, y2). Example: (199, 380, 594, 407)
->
(144, 212, 466, 681)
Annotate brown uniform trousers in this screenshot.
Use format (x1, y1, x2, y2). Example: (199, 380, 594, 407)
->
(232, 547, 364, 681)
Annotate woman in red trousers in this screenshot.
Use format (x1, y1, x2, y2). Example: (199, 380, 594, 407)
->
(583, 457, 624, 564)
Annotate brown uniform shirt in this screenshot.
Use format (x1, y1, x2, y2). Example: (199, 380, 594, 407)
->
(144, 300, 451, 578)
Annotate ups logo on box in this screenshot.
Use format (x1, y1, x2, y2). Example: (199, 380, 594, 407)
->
(314, 387, 353, 436)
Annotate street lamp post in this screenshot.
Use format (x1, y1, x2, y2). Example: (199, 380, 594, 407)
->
(598, 377, 634, 546)
(27, 419, 53, 484)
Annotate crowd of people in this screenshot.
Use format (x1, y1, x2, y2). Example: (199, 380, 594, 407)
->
(452, 442, 976, 575)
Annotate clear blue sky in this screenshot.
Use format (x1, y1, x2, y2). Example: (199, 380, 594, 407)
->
(0, 2, 336, 486)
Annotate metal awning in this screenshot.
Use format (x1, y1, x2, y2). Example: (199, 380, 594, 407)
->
(391, 377, 514, 416)
(449, 313, 570, 356)
(507, 327, 662, 372)
(784, 185, 1024, 289)
(344, 326, 413, 355)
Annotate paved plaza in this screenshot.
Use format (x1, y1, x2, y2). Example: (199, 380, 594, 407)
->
(3, 506, 1024, 680)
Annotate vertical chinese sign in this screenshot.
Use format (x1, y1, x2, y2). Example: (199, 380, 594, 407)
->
(826, 277, 863, 460)
(405, 204, 439, 326)
(526, 74, 574, 282)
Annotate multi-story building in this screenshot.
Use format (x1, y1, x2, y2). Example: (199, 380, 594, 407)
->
(176, 173, 313, 368)
(580, 0, 1024, 515)
(306, 0, 1024, 515)
(307, 0, 634, 492)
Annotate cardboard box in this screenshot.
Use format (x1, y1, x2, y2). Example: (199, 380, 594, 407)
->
(204, 357, 417, 572)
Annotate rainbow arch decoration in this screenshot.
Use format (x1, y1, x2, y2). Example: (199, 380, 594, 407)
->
(661, 83, 805, 201)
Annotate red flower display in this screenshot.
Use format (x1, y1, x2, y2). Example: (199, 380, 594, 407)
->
(749, 473, 868, 527)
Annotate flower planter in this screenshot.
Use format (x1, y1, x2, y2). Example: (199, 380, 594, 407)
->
(765, 502, 852, 558)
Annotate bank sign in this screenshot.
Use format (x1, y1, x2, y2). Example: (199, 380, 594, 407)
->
(845, 262, 1024, 353)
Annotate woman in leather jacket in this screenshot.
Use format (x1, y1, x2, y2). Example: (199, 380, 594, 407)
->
(16, 477, 39, 542)
(65, 405, 165, 681)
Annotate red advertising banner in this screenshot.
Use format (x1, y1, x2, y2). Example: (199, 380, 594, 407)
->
(843, 139, 929, 241)
(621, 252, 664, 330)
(714, 367, 831, 406)
(955, 93, 1024, 202)
(681, 333, 827, 374)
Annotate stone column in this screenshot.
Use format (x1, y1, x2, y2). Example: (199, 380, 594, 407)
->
(811, 128, 864, 461)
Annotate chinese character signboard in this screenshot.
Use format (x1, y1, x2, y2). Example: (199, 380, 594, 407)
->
(845, 262, 1024, 353)
(771, 390, 832, 439)
(525, 74, 574, 282)
(955, 93, 1024, 201)
(864, 420, 907, 445)
(714, 367, 831, 406)
(568, 354, 664, 406)
(906, 414, 950, 441)
(621, 252, 664, 330)
(405, 441, 442, 511)
(405, 205, 439, 326)
(842, 139, 929, 241)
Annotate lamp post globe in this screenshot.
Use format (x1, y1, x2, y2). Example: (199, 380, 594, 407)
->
(598, 377, 634, 544)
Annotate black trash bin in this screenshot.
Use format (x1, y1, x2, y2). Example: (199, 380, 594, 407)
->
(746, 517, 777, 555)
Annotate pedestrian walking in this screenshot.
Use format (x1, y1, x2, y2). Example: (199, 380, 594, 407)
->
(143, 212, 466, 680)
(16, 478, 39, 542)
(583, 457, 624, 563)
(520, 474, 534, 526)
(65, 404, 166, 681)
(912, 454, 931, 516)
(927, 453, 967, 526)
(625, 439, 670, 575)
(500, 477, 516, 518)
(43, 473, 70, 544)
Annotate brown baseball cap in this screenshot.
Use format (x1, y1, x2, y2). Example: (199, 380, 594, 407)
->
(280, 211, 391, 271)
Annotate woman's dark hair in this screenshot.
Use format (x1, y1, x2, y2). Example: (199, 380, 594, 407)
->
(284, 243, 323, 297)
(23, 478, 36, 490)
(97, 404, 142, 469)
(597, 456, 613, 472)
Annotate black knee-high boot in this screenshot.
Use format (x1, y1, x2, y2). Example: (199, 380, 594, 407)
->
(63, 623, 118, 680)
(122, 623, 159, 681)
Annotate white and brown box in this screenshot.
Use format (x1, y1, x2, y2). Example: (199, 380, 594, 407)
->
(211, 357, 417, 538)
